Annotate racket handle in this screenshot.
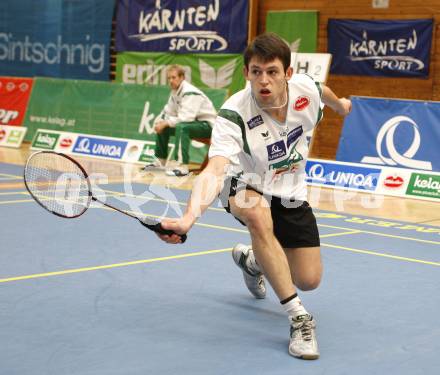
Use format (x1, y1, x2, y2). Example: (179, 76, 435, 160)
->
(139, 218, 187, 243)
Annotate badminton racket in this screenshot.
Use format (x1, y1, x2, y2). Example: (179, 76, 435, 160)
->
(23, 151, 187, 242)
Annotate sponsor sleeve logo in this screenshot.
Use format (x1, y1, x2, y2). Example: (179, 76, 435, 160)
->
(267, 140, 287, 161)
(246, 115, 264, 129)
(294, 96, 310, 111)
(287, 126, 303, 148)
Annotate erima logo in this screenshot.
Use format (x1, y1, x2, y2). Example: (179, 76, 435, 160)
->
(267, 140, 286, 161)
(361, 115, 432, 170)
(247, 115, 264, 129)
(261, 130, 270, 139)
(199, 58, 237, 89)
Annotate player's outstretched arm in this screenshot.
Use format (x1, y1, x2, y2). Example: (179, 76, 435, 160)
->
(322, 85, 352, 116)
(159, 156, 230, 244)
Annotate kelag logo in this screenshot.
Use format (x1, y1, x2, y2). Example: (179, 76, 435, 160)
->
(32, 131, 59, 150)
(73, 136, 127, 159)
(406, 172, 440, 199)
(306, 160, 381, 191)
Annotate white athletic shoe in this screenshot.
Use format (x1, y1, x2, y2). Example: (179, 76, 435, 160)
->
(165, 165, 189, 177)
(232, 244, 266, 299)
(141, 159, 164, 171)
(288, 314, 319, 360)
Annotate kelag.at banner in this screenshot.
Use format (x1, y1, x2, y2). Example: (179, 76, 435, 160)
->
(0, 77, 33, 125)
(266, 11, 318, 52)
(115, 51, 245, 94)
(0, 0, 114, 80)
(336, 96, 440, 172)
(24, 78, 227, 163)
(115, 0, 248, 53)
(328, 19, 433, 77)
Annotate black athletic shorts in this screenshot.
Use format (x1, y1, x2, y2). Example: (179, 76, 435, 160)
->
(220, 177, 320, 249)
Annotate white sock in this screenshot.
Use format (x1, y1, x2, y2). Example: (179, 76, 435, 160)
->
(281, 294, 308, 318)
(246, 249, 262, 274)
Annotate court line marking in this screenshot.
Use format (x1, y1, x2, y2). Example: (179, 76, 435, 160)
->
(0, 173, 22, 179)
(318, 223, 440, 245)
(0, 247, 233, 284)
(322, 243, 440, 267)
(2, 188, 440, 245)
(1, 237, 439, 284)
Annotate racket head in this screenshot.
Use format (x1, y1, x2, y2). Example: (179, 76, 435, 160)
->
(24, 151, 92, 218)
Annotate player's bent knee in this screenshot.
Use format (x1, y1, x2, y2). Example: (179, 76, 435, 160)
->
(234, 206, 272, 232)
(295, 274, 322, 291)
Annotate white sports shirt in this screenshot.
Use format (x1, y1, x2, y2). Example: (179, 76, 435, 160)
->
(157, 80, 217, 127)
(209, 74, 323, 201)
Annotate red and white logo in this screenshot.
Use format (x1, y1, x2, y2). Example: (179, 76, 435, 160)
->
(60, 138, 73, 148)
(0, 129, 6, 140)
(294, 96, 310, 111)
(384, 175, 404, 188)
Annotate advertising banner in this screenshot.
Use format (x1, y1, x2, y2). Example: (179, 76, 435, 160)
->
(305, 158, 440, 201)
(115, 51, 245, 94)
(31, 129, 174, 164)
(115, 0, 248, 53)
(0, 124, 27, 148)
(328, 19, 433, 77)
(24, 78, 226, 162)
(0, 0, 114, 80)
(406, 172, 440, 200)
(306, 159, 381, 192)
(266, 11, 318, 53)
(0, 77, 33, 125)
(336, 96, 440, 172)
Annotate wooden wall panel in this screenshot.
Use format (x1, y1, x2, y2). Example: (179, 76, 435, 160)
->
(258, 0, 440, 159)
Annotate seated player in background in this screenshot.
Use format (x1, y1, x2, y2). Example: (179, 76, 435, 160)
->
(143, 64, 217, 176)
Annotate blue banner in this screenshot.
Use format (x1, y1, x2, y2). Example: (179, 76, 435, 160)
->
(306, 160, 381, 191)
(328, 19, 433, 77)
(115, 0, 248, 53)
(73, 136, 128, 160)
(0, 0, 114, 80)
(336, 96, 440, 172)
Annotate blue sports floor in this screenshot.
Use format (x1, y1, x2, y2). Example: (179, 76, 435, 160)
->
(1, 161, 439, 375)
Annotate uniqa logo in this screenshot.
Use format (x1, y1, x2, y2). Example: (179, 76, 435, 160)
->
(361, 115, 432, 170)
(308, 164, 376, 188)
(76, 138, 91, 153)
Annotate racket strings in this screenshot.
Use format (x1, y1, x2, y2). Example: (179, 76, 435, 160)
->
(25, 153, 91, 217)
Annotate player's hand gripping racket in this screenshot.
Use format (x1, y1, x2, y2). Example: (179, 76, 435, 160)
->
(23, 151, 187, 243)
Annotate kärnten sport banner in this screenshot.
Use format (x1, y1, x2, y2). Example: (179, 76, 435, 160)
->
(0, 0, 115, 80)
(115, 52, 245, 94)
(328, 19, 433, 77)
(115, 0, 249, 53)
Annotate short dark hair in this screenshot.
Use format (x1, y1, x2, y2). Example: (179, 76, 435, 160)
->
(244, 32, 291, 72)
